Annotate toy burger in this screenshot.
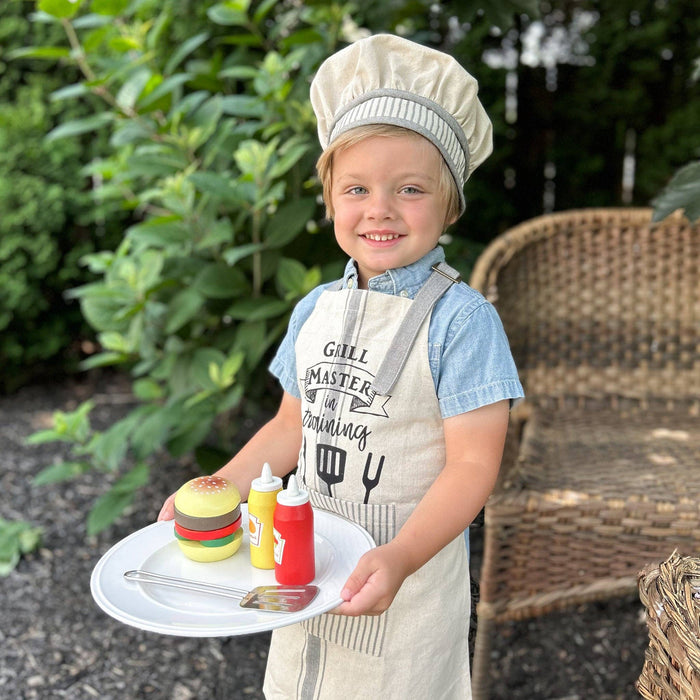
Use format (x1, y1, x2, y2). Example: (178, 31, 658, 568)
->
(173, 476, 243, 562)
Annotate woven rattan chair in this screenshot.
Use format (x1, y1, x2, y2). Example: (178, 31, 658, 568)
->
(468, 208, 700, 699)
(637, 552, 700, 699)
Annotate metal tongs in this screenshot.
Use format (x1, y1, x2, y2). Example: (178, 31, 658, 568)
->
(124, 569, 319, 612)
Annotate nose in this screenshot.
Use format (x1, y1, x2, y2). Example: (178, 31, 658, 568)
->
(366, 190, 395, 220)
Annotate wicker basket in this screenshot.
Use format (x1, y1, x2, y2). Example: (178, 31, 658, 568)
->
(637, 552, 700, 699)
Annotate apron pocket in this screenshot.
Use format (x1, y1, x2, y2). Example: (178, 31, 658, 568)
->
(304, 490, 396, 657)
(308, 489, 396, 546)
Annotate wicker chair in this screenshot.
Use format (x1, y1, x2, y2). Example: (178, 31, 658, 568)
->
(468, 208, 700, 699)
(637, 552, 700, 699)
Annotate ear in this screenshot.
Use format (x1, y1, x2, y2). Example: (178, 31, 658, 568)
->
(443, 213, 458, 231)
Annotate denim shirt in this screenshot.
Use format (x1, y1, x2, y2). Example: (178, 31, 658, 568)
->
(269, 246, 523, 417)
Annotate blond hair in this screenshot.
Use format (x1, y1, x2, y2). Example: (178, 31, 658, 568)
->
(316, 124, 461, 226)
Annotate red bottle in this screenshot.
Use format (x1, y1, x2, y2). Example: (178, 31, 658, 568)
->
(273, 474, 315, 585)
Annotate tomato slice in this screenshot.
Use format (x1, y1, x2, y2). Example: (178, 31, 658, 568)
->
(174, 514, 242, 541)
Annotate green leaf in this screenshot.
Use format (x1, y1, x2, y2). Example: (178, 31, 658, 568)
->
(25, 400, 95, 445)
(232, 319, 267, 367)
(276, 257, 307, 295)
(50, 83, 90, 101)
(217, 66, 258, 80)
(33, 461, 91, 486)
(222, 242, 264, 266)
(252, 0, 277, 23)
(90, 413, 139, 472)
(45, 114, 114, 141)
(264, 197, 316, 247)
(167, 414, 215, 457)
(165, 288, 205, 333)
(132, 378, 164, 400)
(190, 348, 226, 390)
(98, 331, 131, 352)
(137, 73, 192, 111)
(226, 296, 290, 321)
(116, 68, 152, 111)
(87, 463, 150, 535)
(127, 218, 192, 247)
(195, 219, 234, 250)
(164, 32, 210, 75)
(38, 0, 85, 19)
(652, 161, 700, 223)
(268, 142, 311, 179)
(220, 95, 265, 118)
(193, 263, 248, 299)
(187, 171, 235, 199)
(79, 351, 129, 370)
(91, 0, 130, 16)
(8, 46, 71, 60)
(0, 519, 42, 576)
(18, 527, 43, 555)
(207, 2, 249, 26)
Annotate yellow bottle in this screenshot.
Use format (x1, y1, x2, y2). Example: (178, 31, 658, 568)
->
(248, 462, 283, 569)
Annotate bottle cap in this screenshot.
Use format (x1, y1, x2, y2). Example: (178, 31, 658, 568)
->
(276, 473, 309, 507)
(250, 462, 283, 493)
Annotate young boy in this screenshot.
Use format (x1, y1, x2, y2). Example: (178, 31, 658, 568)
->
(160, 34, 523, 698)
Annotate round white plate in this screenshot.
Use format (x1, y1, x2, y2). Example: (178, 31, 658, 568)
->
(90, 505, 375, 637)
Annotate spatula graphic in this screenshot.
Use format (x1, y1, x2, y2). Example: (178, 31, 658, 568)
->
(316, 443, 346, 497)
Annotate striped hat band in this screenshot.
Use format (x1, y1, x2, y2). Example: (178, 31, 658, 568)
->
(328, 88, 470, 193)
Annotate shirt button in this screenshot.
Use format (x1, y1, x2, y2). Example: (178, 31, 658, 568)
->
(399, 289, 409, 298)
(347, 279, 355, 289)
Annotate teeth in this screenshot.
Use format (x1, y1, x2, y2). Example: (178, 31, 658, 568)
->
(365, 233, 400, 241)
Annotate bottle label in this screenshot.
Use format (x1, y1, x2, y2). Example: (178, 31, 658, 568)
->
(249, 513, 263, 548)
(273, 527, 285, 565)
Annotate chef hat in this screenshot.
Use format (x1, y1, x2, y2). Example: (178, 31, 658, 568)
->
(310, 33, 493, 214)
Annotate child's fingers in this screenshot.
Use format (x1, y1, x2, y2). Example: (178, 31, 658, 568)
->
(340, 557, 373, 602)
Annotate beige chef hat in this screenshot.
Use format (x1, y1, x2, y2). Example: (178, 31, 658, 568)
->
(310, 33, 493, 214)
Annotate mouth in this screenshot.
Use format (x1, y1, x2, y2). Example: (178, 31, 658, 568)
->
(361, 231, 403, 242)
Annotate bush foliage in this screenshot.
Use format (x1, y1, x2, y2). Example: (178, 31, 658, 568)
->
(0, 0, 125, 391)
(22, 0, 354, 534)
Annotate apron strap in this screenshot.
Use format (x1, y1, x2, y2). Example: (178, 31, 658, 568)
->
(371, 261, 461, 396)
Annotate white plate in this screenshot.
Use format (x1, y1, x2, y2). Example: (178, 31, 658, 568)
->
(90, 505, 375, 637)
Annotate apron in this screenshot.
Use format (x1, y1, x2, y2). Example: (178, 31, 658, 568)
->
(263, 263, 471, 700)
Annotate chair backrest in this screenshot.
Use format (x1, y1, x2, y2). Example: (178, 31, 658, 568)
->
(469, 208, 700, 410)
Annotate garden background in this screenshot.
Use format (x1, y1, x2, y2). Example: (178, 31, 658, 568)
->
(1, 0, 698, 697)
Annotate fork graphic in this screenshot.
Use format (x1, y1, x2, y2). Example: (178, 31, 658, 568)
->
(362, 452, 385, 504)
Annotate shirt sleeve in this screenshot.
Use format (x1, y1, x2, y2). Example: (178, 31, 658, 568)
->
(436, 299, 524, 418)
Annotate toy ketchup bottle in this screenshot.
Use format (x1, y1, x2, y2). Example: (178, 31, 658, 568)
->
(248, 462, 283, 569)
(273, 474, 315, 585)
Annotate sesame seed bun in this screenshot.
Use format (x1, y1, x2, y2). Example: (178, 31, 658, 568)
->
(173, 476, 243, 562)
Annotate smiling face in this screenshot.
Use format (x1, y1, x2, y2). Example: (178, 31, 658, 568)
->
(327, 131, 457, 289)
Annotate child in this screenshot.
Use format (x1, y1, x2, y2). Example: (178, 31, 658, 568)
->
(159, 34, 523, 698)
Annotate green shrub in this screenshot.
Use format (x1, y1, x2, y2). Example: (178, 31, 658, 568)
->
(22, 0, 351, 533)
(0, 1, 128, 392)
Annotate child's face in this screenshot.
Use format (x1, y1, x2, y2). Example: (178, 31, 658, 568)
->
(330, 133, 455, 289)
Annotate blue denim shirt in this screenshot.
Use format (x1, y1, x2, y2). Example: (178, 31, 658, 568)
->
(269, 246, 524, 417)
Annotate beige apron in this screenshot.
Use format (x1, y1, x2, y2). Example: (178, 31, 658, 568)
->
(263, 264, 471, 699)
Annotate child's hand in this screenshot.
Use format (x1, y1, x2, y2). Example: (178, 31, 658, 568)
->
(157, 492, 176, 521)
(332, 541, 413, 616)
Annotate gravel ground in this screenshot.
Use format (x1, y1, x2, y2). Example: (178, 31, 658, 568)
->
(1, 373, 650, 699)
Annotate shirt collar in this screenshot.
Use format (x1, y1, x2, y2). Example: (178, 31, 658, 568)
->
(340, 247, 446, 297)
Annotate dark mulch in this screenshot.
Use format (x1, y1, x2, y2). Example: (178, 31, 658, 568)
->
(1, 373, 649, 699)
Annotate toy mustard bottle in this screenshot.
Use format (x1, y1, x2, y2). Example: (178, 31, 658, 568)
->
(273, 474, 315, 585)
(248, 462, 283, 569)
